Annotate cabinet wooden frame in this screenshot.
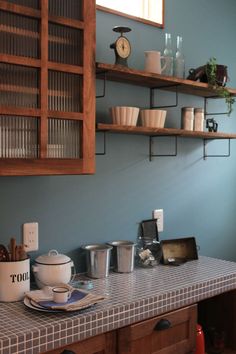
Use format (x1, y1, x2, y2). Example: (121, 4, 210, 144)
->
(43, 331, 116, 354)
(0, 0, 95, 176)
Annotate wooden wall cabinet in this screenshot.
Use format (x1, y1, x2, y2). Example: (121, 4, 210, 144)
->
(198, 290, 236, 352)
(0, 0, 95, 175)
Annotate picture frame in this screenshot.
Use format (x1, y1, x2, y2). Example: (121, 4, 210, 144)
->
(96, 0, 164, 28)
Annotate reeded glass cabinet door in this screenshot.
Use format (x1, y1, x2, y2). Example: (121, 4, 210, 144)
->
(0, 0, 95, 175)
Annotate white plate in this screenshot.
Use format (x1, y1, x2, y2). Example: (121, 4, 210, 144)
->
(24, 297, 61, 313)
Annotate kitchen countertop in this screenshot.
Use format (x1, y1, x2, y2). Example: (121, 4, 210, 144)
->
(1, 256, 236, 354)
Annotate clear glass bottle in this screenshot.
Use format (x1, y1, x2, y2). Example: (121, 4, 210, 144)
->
(174, 35, 185, 78)
(162, 33, 173, 76)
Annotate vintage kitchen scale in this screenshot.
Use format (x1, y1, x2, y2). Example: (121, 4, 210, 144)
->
(110, 26, 132, 67)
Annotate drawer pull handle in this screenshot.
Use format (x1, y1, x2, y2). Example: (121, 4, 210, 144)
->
(61, 350, 76, 354)
(154, 318, 171, 331)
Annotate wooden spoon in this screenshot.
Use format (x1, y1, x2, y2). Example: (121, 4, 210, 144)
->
(9, 237, 16, 261)
(18, 244, 27, 261)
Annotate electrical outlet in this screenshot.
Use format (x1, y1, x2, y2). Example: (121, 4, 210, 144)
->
(23, 222, 39, 251)
(152, 209, 164, 232)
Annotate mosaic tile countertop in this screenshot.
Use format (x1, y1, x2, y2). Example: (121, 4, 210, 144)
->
(1, 256, 236, 354)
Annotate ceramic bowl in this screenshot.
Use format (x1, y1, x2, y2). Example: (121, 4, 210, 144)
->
(140, 109, 167, 128)
(110, 106, 140, 126)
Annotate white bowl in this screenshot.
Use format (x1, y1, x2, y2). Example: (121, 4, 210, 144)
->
(110, 106, 139, 126)
(140, 109, 167, 128)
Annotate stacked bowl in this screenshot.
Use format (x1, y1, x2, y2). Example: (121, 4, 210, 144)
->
(110, 106, 140, 126)
(109, 106, 167, 128)
(140, 109, 167, 128)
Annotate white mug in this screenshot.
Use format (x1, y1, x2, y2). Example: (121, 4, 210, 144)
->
(144, 51, 167, 74)
(52, 286, 72, 303)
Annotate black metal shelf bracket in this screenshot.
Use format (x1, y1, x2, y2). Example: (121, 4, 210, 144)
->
(203, 138, 231, 159)
(150, 85, 179, 109)
(96, 71, 107, 98)
(149, 135, 178, 161)
(204, 97, 231, 117)
(95, 131, 107, 155)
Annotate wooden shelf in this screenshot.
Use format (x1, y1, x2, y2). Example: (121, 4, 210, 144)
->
(96, 62, 236, 98)
(97, 123, 236, 139)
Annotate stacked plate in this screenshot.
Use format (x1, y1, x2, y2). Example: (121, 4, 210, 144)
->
(24, 287, 105, 313)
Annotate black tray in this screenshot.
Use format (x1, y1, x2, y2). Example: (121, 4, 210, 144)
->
(161, 237, 198, 265)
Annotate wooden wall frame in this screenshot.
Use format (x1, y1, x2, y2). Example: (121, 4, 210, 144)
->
(96, 0, 164, 28)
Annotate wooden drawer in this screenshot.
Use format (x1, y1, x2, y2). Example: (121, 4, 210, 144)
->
(118, 305, 197, 354)
(43, 331, 116, 354)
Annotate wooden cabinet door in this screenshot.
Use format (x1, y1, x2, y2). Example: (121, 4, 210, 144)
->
(118, 305, 197, 354)
(43, 331, 116, 354)
(0, 0, 95, 175)
(198, 290, 236, 351)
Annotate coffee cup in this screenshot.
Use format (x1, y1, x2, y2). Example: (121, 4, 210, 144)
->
(52, 286, 72, 303)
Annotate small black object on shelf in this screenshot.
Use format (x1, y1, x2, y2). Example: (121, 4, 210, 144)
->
(206, 118, 218, 132)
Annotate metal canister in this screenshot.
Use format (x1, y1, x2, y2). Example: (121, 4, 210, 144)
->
(82, 244, 112, 279)
(194, 108, 204, 131)
(107, 241, 136, 273)
(181, 107, 194, 130)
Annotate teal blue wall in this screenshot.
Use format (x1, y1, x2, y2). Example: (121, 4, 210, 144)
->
(1, 0, 236, 271)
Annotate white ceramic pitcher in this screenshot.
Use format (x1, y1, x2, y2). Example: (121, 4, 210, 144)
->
(144, 51, 167, 74)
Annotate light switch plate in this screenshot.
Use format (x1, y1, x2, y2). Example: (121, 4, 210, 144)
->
(152, 209, 164, 232)
(23, 222, 38, 251)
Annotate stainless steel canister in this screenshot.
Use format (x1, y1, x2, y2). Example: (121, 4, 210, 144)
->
(82, 244, 112, 278)
(107, 241, 136, 273)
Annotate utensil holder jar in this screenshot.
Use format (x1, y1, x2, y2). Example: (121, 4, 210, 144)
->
(83, 244, 112, 279)
(0, 258, 30, 302)
(108, 241, 136, 273)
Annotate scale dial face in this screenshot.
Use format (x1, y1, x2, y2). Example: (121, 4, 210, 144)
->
(115, 36, 131, 59)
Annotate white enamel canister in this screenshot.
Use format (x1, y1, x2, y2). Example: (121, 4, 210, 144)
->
(32, 249, 74, 288)
(0, 258, 30, 302)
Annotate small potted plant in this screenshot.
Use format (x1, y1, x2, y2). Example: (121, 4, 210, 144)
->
(206, 57, 235, 115)
(187, 57, 235, 115)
